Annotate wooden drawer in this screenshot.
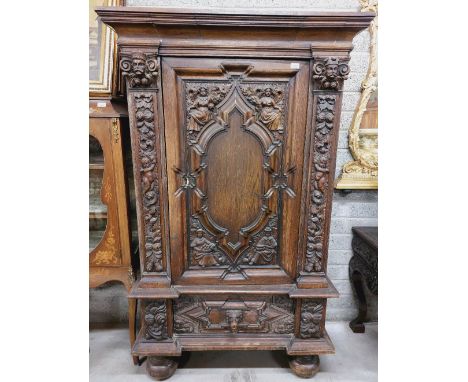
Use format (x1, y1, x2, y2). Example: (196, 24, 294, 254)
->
(172, 295, 295, 335)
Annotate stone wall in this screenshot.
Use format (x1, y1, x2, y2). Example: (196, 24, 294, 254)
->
(90, 0, 378, 323)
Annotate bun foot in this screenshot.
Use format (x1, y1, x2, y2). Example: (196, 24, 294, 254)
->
(146, 356, 178, 381)
(289, 355, 320, 378)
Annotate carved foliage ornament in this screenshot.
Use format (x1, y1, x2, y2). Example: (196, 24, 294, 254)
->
(120, 52, 159, 89)
(312, 57, 349, 90)
(134, 93, 163, 272)
(305, 95, 337, 273)
(350, 235, 378, 294)
(300, 300, 324, 339)
(144, 301, 168, 341)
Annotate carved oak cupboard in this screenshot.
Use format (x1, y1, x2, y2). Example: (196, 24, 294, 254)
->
(97, 7, 373, 380)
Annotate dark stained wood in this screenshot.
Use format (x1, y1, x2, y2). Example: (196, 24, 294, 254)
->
(289, 355, 320, 378)
(132, 328, 335, 356)
(146, 356, 178, 381)
(161, 57, 307, 286)
(349, 226, 378, 333)
(97, 6, 374, 379)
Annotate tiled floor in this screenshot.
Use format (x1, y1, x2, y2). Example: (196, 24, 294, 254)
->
(90, 321, 377, 381)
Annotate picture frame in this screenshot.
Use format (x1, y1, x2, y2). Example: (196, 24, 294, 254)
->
(89, 0, 123, 97)
(336, 0, 378, 189)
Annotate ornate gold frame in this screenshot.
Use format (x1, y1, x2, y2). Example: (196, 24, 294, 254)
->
(335, 0, 378, 189)
(89, 0, 121, 97)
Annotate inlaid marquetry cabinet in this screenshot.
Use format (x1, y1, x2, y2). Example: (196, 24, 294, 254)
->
(89, 99, 138, 365)
(97, 6, 373, 380)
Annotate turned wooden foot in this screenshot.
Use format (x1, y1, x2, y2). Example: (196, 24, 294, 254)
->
(146, 356, 178, 381)
(289, 355, 320, 378)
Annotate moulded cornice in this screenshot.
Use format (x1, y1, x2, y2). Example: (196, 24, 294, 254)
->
(96, 6, 375, 29)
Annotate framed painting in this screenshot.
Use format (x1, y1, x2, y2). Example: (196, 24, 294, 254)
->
(89, 0, 123, 97)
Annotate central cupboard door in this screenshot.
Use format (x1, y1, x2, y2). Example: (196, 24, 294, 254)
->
(162, 57, 310, 285)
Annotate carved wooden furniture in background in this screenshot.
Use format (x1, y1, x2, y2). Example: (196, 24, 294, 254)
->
(97, 7, 374, 379)
(89, 99, 137, 364)
(349, 226, 378, 333)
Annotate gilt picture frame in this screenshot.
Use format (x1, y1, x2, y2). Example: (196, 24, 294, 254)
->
(89, 0, 123, 97)
(336, 0, 378, 189)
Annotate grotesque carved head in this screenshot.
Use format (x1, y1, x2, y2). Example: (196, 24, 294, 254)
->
(131, 53, 147, 75)
(199, 87, 208, 97)
(312, 57, 349, 90)
(324, 57, 339, 79)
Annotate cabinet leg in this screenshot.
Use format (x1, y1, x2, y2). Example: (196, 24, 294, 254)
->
(349, 270, 367, 333)
(289, 355, 320, 378)
(128, 298, 139, 365)
(146, 356, 178, 381)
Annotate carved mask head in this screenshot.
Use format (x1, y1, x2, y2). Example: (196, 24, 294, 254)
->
(199, 87, 208, 97)
(325, 63, 338, 79)
(264, 88, 273, 97)
(132, 56, 146, 75)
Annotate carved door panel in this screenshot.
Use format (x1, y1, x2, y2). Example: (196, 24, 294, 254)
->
(162, 58, 310, 285)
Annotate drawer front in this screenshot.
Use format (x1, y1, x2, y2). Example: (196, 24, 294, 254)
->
(173, 295, 295, 335)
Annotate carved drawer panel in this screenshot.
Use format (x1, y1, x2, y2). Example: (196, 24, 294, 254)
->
(173, 295, 295, 335)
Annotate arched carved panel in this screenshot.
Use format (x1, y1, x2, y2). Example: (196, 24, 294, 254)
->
(178, 76, 293, 277)
(162, 57, 311, 284)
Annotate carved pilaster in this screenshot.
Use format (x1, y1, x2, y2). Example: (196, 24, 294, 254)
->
(304, 94, 337, 273)
(120, 48, 166, 275)
(302, 55, 348, 277)
(312, 57, 349, 91)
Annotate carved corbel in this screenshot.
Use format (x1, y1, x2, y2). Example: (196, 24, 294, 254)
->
(312, 56, 350, 91)
(120, 52, 159, 89)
